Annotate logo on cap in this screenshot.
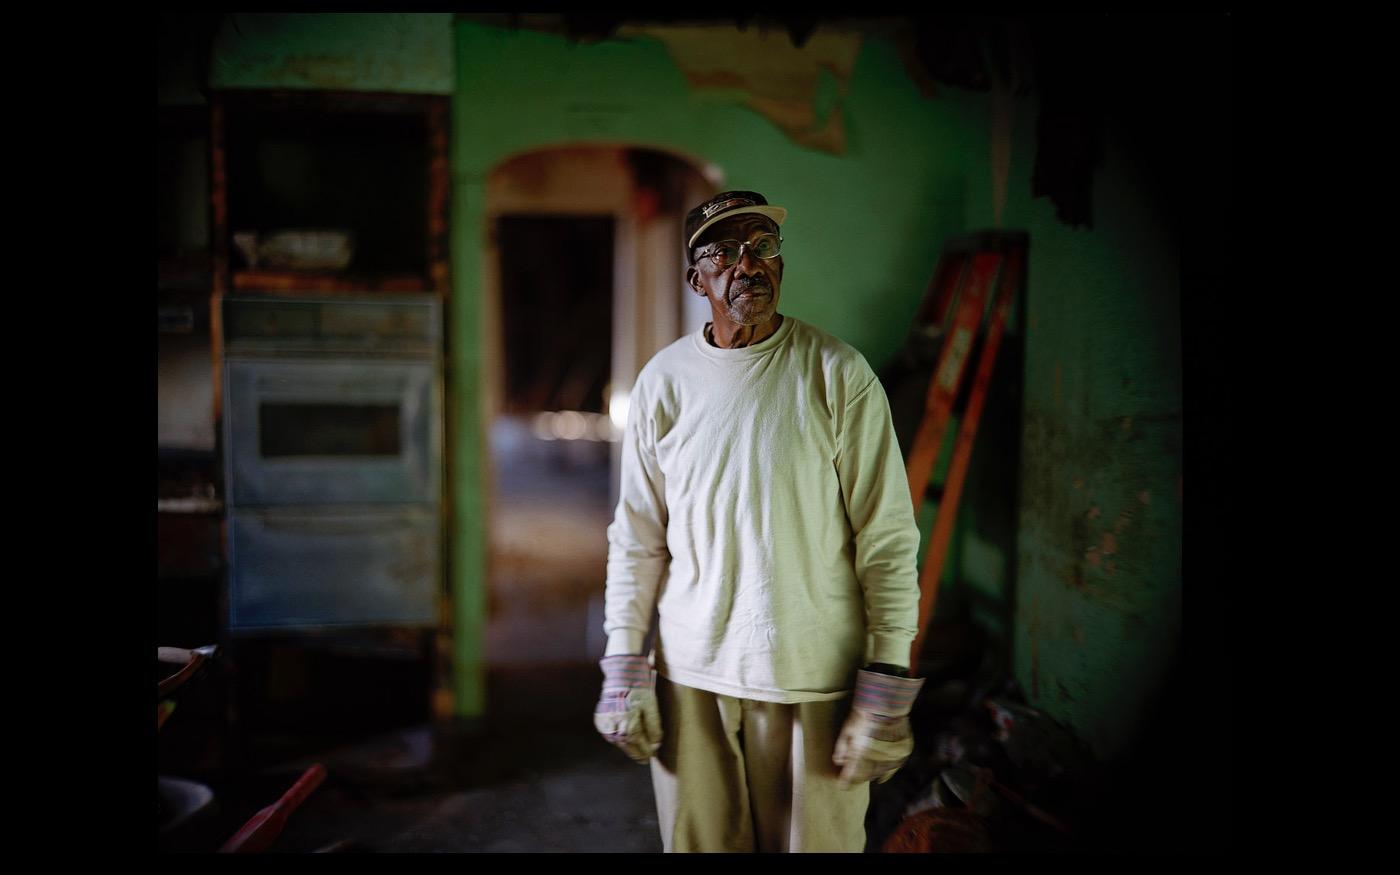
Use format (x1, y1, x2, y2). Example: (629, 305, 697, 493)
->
(702, 197, 755, 220)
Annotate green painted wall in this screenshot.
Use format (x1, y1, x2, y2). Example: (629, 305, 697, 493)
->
(961, 94, 1183, 760)
(453, 21, 976, 368)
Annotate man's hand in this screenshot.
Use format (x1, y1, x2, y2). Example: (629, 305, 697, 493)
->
(832, 669, 924, 788)
(593, 654, 663, 763)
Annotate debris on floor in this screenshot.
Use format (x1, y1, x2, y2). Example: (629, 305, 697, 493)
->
(866, 624, 1104, 853)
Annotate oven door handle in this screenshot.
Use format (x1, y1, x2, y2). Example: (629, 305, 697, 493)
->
(256, 515, 421, 536)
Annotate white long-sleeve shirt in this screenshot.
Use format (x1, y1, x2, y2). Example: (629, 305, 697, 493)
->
(603, 314, 922, 703)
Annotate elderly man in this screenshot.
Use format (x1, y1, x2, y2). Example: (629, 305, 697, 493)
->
(594, 191, 924, 853)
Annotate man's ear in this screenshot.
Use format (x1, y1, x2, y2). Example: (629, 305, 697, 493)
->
(686, 266, 703, 295)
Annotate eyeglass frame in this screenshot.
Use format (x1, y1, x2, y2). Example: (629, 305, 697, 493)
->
(696, 232, 784, 269)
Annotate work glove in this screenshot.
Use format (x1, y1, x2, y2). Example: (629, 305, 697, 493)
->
(593, 654, 663, 763)
(833, 668, 925, 788)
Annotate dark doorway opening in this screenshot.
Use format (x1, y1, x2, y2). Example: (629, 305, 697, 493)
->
(496, 215, 614, 414)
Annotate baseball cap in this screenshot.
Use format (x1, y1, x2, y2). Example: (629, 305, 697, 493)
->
(684, 190, 788, 262)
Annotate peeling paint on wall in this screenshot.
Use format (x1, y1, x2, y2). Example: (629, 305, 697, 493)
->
(1017, 381, 1181, 759)
(619, 24, 863, 155)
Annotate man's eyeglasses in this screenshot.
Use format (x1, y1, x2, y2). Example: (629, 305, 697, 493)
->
(699, 233, 782, 268)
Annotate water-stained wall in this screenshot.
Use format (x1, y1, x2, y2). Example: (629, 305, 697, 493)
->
(962, 93, 1185, 760)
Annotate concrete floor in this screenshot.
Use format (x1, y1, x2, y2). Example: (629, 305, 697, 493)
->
(262, 664, 663, 853)
(485, 415, 613, 666)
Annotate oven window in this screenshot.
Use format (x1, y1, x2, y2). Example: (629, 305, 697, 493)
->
(260, 403, 401, 457)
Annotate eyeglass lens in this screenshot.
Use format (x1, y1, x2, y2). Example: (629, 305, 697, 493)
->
(710, 233, 781, 267)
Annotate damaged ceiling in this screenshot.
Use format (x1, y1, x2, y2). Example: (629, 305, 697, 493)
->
(163, 14, 1228, 231)
(462, 13, 1229, 230)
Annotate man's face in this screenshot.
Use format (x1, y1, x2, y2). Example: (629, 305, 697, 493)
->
(687, 214, 784, 329)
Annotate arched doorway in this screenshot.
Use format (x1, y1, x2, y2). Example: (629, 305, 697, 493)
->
(481, 145, 716, 667)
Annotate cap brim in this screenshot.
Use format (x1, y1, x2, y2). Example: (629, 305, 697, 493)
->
(687, 205, 788, 248)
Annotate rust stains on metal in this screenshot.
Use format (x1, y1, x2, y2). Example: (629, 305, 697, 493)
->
(1100, 532, 1117, 557)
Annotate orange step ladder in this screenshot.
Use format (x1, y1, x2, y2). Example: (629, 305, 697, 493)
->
(905, 231, 1027, 672)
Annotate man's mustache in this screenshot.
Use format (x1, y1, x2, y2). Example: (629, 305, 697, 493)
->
(732, 274, 772, 293)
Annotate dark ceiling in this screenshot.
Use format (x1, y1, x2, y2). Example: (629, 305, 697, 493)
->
(465, 13, 1231, 230)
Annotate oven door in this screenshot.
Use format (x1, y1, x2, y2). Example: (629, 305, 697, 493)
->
(228, 506, 439, 629)
(224, 358, 440, 507)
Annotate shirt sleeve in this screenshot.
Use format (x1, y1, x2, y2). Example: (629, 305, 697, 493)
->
(834, 372, 923, 669)
(602, 381, 670, 656)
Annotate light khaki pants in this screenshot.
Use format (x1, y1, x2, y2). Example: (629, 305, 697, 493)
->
(649, 676, 869, 852)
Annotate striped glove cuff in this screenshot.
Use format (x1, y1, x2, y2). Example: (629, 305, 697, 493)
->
(599, 654, 651, 696)
(852, 669, 924, 718)
(596, 652, 649, 714)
